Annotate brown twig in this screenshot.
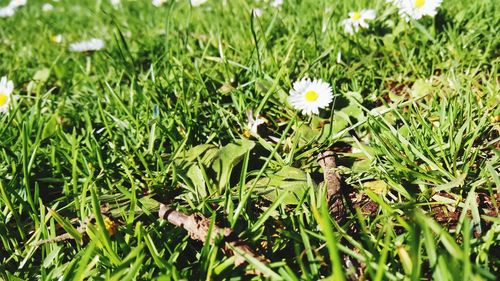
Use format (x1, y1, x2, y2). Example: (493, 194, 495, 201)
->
(317, 150, 346, 224)
(33, 206, 114, 246)
(318, 151, 362, 280)
(158, 204, 269, 276)
(33, 216, 93, 246)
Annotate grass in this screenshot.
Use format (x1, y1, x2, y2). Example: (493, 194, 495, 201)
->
(0, 0, 499, 279)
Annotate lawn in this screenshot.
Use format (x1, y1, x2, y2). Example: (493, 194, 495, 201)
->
(0, 0, 498, 280)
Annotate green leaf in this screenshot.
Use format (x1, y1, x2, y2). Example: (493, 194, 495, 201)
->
(318, 117, 349, 143)
(186, 165, 207, 197)
(339, 104, 364, 121)
(252, 166, 312, 205)
(345, 91, 363, 103)
(435, 172, 467, 192)
(351, 158, 372, 173)
(41, 115, 59, 140)
(363, 180, 389, 195)
(212, 139, 255, 190)
(179, 144, 218, 164)
(297, 123, 319, 143)
(411, 79, 432, 98)
(33, 67, 51, 82)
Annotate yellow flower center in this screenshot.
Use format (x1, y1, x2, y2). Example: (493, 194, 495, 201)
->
(103, 216, 118, 236)
(304, 90, 319, 102)
(414, 0, 425, 8)
(351, 12, 361, 20)
(0, 93, 8, 106)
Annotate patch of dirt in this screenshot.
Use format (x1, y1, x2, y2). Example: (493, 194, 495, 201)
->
(348, 190, 499, 236)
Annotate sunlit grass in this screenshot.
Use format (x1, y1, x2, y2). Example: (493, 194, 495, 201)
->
(0, 0, 498, 280)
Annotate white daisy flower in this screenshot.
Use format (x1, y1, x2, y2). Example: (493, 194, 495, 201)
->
(152, 0, 167, 7)
(69, 38, 105, 52)
(0, 6, 15, 17)
(42, 3, 53, 12)
(8, 0, 27, 9)
(252, 8, 263, 17)
(0, 76, 14, 114)
(191, 0, 208, 7)
(341, 9, 376, 35)
(270, 0, 283, 8)
(398, 0, 442, 21)
(288, 78, 333, 115)
(51, 34, 63, 44)
(245, 109, 266, 138)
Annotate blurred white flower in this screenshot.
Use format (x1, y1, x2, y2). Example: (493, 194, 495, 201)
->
(270, 0, 283, 8)
(386, 0, 403, 4)
(42, 3, 53, 12)
(288, 78, 333, 115)
(69, 38, 105, 52)
(152, 0, 167, 7)
(0, 6, 15, 17)
(8, 0, 27, 9)
(252, 8, 263, 17)
(110, 0, 120, 7)
(0, 76, 14, 114)
(341, 9, 376, 34)
(51, 34, 63, 44)
(1, 0, 27, 17)
(398, 0, 442, 21)
(191, 0, 208, 7)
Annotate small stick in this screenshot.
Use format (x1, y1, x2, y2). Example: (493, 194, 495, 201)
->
(318, 151, 360, 279)
(317, 150, 346, 224)
(33, 216, 93, 246)
(158, 204, 269, 275)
